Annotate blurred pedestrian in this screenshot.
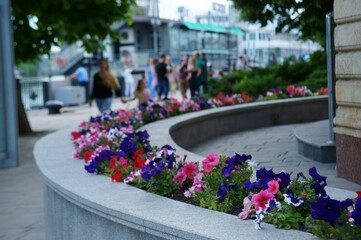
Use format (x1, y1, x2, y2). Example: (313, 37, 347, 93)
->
(123, 65, 135, 97)
(155, 54, 169, 100)
(199, 54, 208, 94)
(123, 78, 150, 105)
(70, 64, 89, 101)
(144, 58, 156, 99)
(187, 51, 201, 97)
(89, 59, 124, 113)
(236, 55, 248, 70)
(166, 55, 177, 98)
(152, 58, 159, 99)
(177, 53, 189, 99)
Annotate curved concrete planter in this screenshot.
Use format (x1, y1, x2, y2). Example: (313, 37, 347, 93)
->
(35, 96, 353, 240)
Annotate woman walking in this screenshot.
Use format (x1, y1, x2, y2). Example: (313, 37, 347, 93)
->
(89, 59, 123, 113)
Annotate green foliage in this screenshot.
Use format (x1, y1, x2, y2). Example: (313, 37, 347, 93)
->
(136, 171, 178, 197)
(17, 61, 39, 76)
(268, 204, 305, 230)
(265, 179, 316, 230)
(194, 156, 252, 213)
(298, 68, 327, 91)
(208, 51, 327, 97)
(306, 216, 361, 240)
(12, 0, 137, 63)
(231, 72, 283, 96)
(231, 0, 333, 46)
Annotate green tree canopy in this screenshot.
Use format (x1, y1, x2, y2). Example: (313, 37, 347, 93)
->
(12, 0, 136, 63)
(232, 0, 333, 46)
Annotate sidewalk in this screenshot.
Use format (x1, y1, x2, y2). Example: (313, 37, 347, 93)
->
(1, 98, 360, 239)
(0, 101, 131, 240)
(190, 123, 361, 192)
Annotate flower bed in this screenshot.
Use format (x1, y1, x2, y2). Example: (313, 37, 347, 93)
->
(70, 91, 361, 239)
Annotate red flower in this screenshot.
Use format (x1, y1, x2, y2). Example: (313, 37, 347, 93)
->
(182, 163, 199, 180)
(133, 156, 145, 169)
(356, 191, 361, 197)
(172, 101, 181, 109)
(109, 156, 118, 170)
(132, 148, 146, 169)
(111, 169, 123, 182)
(215, 92, 224, 101)
(71, 131, 81, 140)
(83, 151, 92, 163)
(251, 190, 274, 211)
(119, 157, 130, 169)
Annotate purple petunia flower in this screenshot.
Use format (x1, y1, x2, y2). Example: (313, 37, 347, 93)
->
(221, 165, 233, 179)
(119, 136, 137, 157)
(266, 199, 277, 213)
(277, 172, 291, 191)
(341, 198, 353, 210)
(309, 167, 327, 183)
(135, 130, 149, 143)
(217, 182, 229, 202)
(308, 167, 327, 197)
(141, 160, 166, 181)
(161, 145, 176, 151)
(256, 168, 275, 180)
(85, 150, 115, 174)
(310, 197, 342, 224)
(221, 153, 251, 179)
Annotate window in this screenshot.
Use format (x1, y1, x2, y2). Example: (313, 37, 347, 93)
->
(212, 3, 226, 13)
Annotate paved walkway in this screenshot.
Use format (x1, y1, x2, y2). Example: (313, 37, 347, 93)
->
(189, 123, 361, 192)
(1, 97, 360, 239)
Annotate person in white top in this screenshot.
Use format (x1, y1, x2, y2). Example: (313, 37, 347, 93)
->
(123, 66, 135, 97)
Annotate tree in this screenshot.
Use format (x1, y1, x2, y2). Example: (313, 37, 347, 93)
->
(12, 0, 137, 63)
(11, 0, 136, 134)
(232, 0, 333, 46)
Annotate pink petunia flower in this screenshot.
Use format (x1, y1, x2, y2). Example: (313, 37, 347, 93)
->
(286, 85, 296, 96)
(182, 163, 199, 180)
(173, 171, 187, 186)
(251, 190, 274, 211)
(202, 153, 220, 173)
(266, 179, 280, 195)
(238, 196, 253, 220)
(193, 172, 204, 184)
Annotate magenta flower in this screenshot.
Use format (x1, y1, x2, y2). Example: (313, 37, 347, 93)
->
(173, 171, 187, 186)
(266, 179, 280, 195)
(182, 163, 199, 180)
(202, 153, 220, 173)
(251, 190, 274, 211)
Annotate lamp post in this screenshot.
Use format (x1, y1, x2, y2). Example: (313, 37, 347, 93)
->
(150, 17, 161, 58)
(0, 0, 18, 168)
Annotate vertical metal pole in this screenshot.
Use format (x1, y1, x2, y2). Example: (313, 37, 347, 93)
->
(326, 12, 336, 143)
(153, 22, 158, 57)
(0, 0, 19, 168)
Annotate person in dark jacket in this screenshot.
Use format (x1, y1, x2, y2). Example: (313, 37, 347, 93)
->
(90, 59, 124, 113)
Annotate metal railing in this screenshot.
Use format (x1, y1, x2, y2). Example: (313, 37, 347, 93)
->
(38, 44, 87, 77)
(18, 78, 46, 110)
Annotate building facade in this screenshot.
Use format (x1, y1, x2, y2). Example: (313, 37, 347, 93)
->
(239, 24, 321, 68)
(333, 0, 361, 185)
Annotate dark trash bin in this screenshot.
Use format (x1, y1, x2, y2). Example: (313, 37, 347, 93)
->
(45, 100, 64, 114)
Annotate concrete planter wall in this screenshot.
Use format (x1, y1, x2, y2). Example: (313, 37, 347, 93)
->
(36, 96, 351, 240)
